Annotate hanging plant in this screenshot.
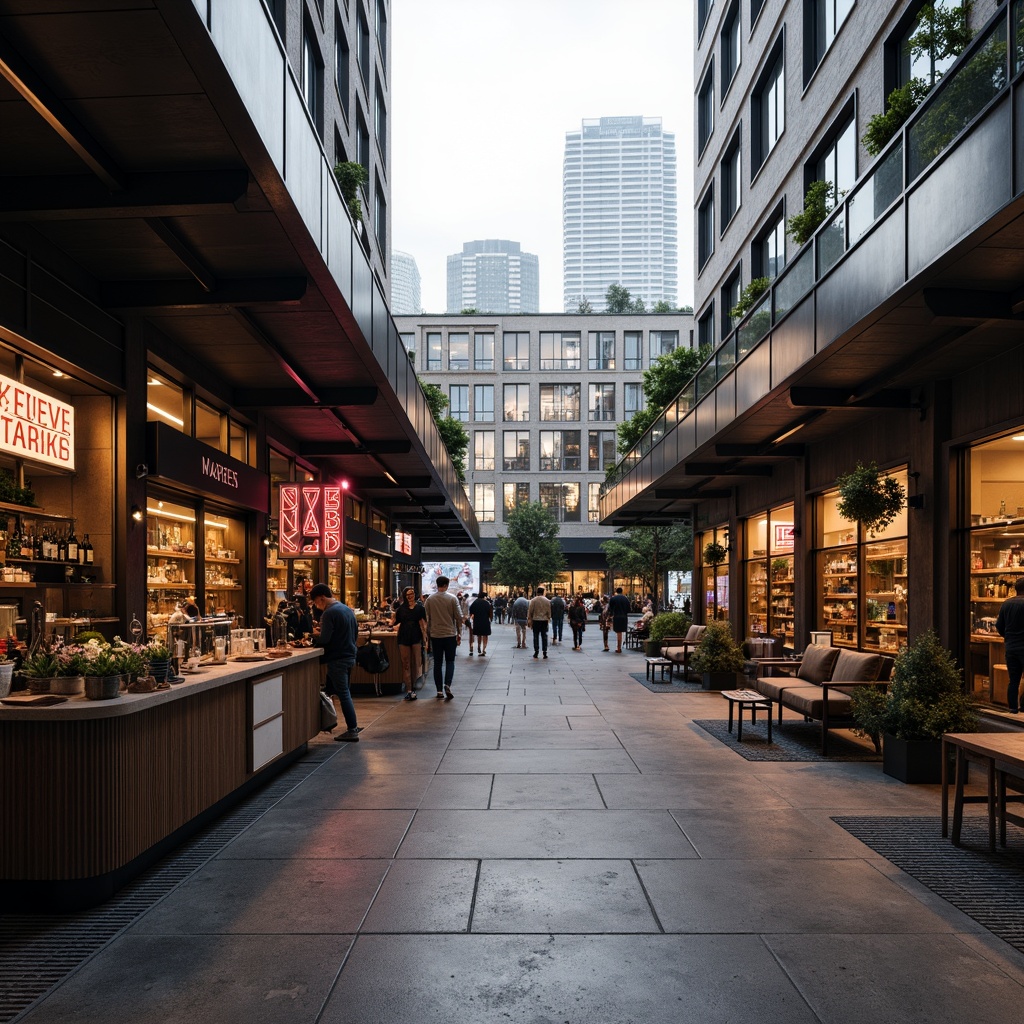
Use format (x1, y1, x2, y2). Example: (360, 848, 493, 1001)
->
(835, 461, 906, 533)
(703, 541, 727, 567)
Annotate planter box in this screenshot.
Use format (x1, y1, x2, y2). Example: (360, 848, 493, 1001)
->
(644, 640, 663, 658)
(701, 671, 743, 691)
(882, 734, 943, 784)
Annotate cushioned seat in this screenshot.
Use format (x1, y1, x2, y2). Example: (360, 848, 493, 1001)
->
(757, 676, 804, 702)
(781, 685, 855, 719)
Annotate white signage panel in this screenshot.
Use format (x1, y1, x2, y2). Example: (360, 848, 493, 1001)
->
(0, 374, 75, 471)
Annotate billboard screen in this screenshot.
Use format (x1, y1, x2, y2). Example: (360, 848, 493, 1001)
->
(422, 561, 480, 596)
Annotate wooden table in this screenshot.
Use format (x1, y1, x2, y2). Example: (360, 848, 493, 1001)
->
(721, 689, 773, 743)
(942, 732, 1024, 851)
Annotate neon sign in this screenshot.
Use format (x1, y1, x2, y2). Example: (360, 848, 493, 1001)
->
(278, 484, 344, 557)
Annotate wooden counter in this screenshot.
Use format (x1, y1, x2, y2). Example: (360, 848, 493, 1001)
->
(0, 649, 322, 910)
(350, 630, 405, 690)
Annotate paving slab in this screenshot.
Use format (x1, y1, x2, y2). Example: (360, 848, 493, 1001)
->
(398, 809, 697, 859)
(488, 774, 605, 809)
(361, 859, 477, 932)
(497, 728, 622, 749)
(418, 773, 494, 809)
(437, 748, 638, 774)
(445, 728, 501, 749)
(596, 772, 791, 810)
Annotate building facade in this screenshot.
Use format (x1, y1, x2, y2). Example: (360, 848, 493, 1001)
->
(399, 312, 693, 595)
(446, 240, 540, 314)
(600, 0, 1024, 718)
(390, 250, 422, 314)
(563, 116, 679, 312)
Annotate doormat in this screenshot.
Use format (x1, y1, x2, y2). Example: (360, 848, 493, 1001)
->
(693, 718, 881, 762)
(628, 672, 704, 693)
(833, 815, 1024, 955)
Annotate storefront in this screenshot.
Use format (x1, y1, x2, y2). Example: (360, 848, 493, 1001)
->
(697, 526, 730, 621)
(743, 504, 795, 647)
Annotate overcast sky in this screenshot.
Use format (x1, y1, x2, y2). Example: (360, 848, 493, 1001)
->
(391, 0, 695, 314)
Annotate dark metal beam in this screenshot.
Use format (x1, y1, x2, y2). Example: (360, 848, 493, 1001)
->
(788, 387, 915, 409)
(0, 170, 249, 220)
(372, 494, 446, 507)
(653, 489, 732, 500)
(923, 287, 1014, 320)
(101, 277, 307, 309)
(299, 440, 412, 457)
(234, 387, 378, 408)
(145, 217, 217, 292)
(684, 463, 773, 477)
(229, 308, 319, 404)
(715, 443, 806, 458)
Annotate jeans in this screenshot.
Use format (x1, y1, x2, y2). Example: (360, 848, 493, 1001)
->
(551, 616, 564, 642)
(571, 623, 584, 648)
(431, 635, 458, 690)
(532, 620, 549, 655)
(325, 659, 357, 731)
(1006, 647, 1023, 712)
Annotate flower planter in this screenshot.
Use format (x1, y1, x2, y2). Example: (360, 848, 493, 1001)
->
(49, 675, 85, 696)
(644, 639, 663, 658)
(882, 734, 943, 784)
(0, 662, 13, 698)
(701, 671, 743, 691)
(84, 675, 122, 701)
(148, 658, 171, 683)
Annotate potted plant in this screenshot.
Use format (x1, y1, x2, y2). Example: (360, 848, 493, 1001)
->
(0, 648, 14, 699)
(111, 640, 148, 689)
(81, 642, 123, 700)
(835, 461, 906, 533)
(647, 611, 691, 656)
(690, 620, 745, 691)
(21, 639, 86, 695)
(146, 637, 171, 683)
(851, 630, 977, 783)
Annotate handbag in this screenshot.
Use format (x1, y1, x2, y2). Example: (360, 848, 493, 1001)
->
(356, 640, 391, 674)
(319, 690, 338, 732)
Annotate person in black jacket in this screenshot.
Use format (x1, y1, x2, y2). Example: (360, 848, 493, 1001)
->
(996, 578, 1024, 714)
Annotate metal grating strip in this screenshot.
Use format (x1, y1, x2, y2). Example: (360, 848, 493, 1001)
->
(833, 815, 1024, 953)
(0, 751, 329, 1024)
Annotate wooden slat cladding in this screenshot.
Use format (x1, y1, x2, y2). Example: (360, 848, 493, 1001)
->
(0, 661, 319, 882)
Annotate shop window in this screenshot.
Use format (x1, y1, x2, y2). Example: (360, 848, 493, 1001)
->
(698, 527, 730, 621)
(146, 371, 185, 431)
(744, 504, 795, 648)
(345, 548, 363, 608)
(204, 510, 246, 618)
(816, 467, 908, 651)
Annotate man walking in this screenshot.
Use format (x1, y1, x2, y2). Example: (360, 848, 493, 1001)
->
(469, 591, 493, 656)
(425, 575, 462, 700)
(310, 583, 361, 742)
(550, 592, 566, 645)
(511, 591, 530, 649)
(996, 578, 1024, 713)
(608, 587, 632, 654)
(527, 586, 552, 659)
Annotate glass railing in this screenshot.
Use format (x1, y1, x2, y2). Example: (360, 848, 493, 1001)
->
(601, 3, 1014, 501)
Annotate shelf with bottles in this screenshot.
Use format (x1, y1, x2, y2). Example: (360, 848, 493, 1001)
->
(147, 546, 195, 560)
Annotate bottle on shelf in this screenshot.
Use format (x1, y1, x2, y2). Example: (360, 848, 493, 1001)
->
(67, 524, 78, 563)
(57, 527, 67, 562)
(82, 534, 94, 565)
(999, 498, 1007, 517)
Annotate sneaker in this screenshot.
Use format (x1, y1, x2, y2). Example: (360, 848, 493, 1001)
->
(403, 692, 417, 701)
(543, 653, 548, 659)
(435, 691, 445, 699)
(468, 650, 474, 656)
(532, 652, 538, 659)
(480, 651, 486, 656)
(444, 685, 454, 701)
(334, 729, 360, 742)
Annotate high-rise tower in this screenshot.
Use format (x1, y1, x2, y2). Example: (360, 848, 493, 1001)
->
(447, 240, 540, 314)
(563, 116, 678, 312)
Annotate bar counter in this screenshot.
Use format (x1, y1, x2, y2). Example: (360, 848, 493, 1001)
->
(0, 648, 323, 911)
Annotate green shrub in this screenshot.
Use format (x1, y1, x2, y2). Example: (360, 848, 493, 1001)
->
(649, 612, 691, 643)
(863, 79, 930, 156)
(333, 161, 368, 223)
(729, 277, 771, 320)
(786, 180, 835, 247)
(690, 620, 745, 674)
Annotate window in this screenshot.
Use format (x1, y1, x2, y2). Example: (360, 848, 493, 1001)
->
(650, 331, 679, 360)
(356, 107, 370, 176)
(399, 332, 415, 356)
(474, 332, 494, 370)
(503, 331, 530, 370)
(146, 370, 185, 431)
(229, 419, 248, 463)
(449, 385, 469, 422)
(588, 482, 603, 523)
(698, 305, 716, 349)
(698, 61, 715, 153)
(503, 383, 530, 422)
(426, 332, 441, 371)
(624, 383, 644, 417)
(474, 384, 494, 422)
(195, 400, 221, 449)
(698, 0, 715, 38)
(357, 2, 371, 87)
(473, 483, 495, 522)
(897, 0, 959, 89)
(588, 430, 617, 471)
(721, 1, 741, 92)
(301, 29, 323, 136)
(813, 110, 856, 198)
(374, 72, 387, 152)
(503, 431, 530, 471)
(335, 19, 350, 118)
(698, 185, 715, 270)
(753, 38, 785, 171)
(722, 271, 741, 336)
(806, 0, 855, 82)
(721, 133, 741, 227)
(373, 174, 386, 254)
(503, 481, 530, 520)
(540, 332, 581, 370)
(540, 384, 580, 421)
(588, 331, 615, 370)
(624, 331, 643, 370)
(375, 0, 387, 68)
(448, 332, 469, 371)
(751, 0, 766, 22)
(754, 206, 786, 279)
(539, 430, 582, 471)
(474, 431, 495, 471)
(539, 482, 581, 523)
(589, 384, 616, 421)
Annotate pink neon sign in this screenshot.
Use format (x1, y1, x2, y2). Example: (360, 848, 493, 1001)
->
(278, 484, 344, 557)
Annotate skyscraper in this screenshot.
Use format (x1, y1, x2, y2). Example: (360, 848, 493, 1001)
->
(447, 239, 540, 314)
(563, 116, 678, 312)
(390, 250, 422, 314)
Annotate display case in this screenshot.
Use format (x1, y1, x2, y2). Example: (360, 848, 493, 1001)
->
(863, 540, 908, 652)
(203, 511, 245, 617)
(768, 555, 795, 649)
(146, 499, 196, 628)
(820, 545, 859, 648)
(746, 561, 767, 633)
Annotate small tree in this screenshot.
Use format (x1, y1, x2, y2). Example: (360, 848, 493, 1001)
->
(491, 501, 566, 593)
(605, 283, 634, 313)
(576, 296, 593, 314)
(333, 162, 368, 223)
(419, 379, 469, 482)
(652, 300, 674, 313)
(729, 277, 772, 321)
(787, 180, 836, 246)
(601, 522, 692, 610)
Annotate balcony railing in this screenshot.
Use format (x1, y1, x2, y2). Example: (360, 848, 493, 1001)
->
(601, 2, 1017, 502)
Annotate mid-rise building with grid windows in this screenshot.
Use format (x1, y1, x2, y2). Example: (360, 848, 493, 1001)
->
(563, 116, 679, 312)
(398, 312, 693, 595)
(447, 240, 540, 314)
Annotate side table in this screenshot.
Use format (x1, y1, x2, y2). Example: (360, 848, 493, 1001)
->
(720, 689, 773, 743)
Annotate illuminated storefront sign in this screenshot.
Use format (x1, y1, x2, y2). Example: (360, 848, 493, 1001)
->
(774, 524, 795, 550)
(394, 530, 413, 556)
(279, 484, 344, 556)
(0, 374, 75, 471)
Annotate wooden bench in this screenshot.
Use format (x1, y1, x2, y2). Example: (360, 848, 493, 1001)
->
(753, 645, 893, 755)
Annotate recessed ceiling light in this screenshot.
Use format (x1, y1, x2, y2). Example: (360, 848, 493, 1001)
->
(52, 370, 64, 378)
(1012, 435, 1024, 441)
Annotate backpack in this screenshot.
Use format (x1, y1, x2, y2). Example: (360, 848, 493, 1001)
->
(356, 640, 390, 674)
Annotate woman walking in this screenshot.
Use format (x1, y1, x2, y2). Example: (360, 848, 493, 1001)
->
(597, 595, 611, 651)
(568, 595, 588, 651)
(391, 586, 428, 700)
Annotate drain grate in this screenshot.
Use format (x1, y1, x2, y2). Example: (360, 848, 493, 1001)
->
(0, 750, 330, 1024)
(834, 815, 1024, 953)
